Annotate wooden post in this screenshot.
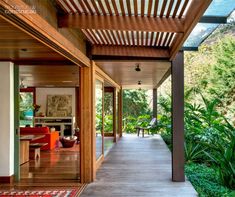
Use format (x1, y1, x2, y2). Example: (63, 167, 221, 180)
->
(171, 51, 185, 182)
(119, 88, 123, 137)
(113, 88, 117, 142)
(79, 62, 96, 183)
(153, 88, 157, 119)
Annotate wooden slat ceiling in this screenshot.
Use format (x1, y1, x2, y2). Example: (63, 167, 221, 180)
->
(57, 0, 211, 61)
(57, 0, 190, 50)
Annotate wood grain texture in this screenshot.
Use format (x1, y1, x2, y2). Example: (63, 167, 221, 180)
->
(81, 135, 197, 197)
(58, 14, 184, 33)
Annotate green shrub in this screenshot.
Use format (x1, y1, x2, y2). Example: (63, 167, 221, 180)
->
(185, 163, 233, 197)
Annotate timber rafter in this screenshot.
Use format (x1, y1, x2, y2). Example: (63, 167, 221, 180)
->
(57, 0, 212, 60)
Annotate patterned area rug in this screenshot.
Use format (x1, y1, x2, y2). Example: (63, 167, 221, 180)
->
(0, 188, 82, 197)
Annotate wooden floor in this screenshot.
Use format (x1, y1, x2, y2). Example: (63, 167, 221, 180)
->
(81, 135, 197, 197)
(20, 143, 80, 185)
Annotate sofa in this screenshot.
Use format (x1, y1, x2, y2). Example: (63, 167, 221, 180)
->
(20, 127, 59, 150)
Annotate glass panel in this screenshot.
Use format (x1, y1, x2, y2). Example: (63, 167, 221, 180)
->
(204, 0, 235, 17)
(183, 23, 219, 47)
(19, 92, 34, 127)
(95, 79, 104, 160)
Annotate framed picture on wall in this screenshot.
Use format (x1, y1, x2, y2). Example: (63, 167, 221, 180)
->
(47, 95, 72, 117)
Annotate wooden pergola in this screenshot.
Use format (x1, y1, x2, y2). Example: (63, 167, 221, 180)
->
(57, 0, 211, 61)
(0, 0, 214, 185)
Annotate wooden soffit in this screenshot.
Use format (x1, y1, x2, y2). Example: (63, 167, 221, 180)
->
(0, 0, 90, 67)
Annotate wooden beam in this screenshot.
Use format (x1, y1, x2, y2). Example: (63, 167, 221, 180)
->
(79, 62, 96, 183)
(58, 14, 184, 33)
(171, 52, 184, 182)
(0, 0, 90, 67)
(92, 45, 170, 59)
(170, 0, 212, 60)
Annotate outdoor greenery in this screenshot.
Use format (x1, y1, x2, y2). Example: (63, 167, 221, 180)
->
(158, 23, 235, 196)
(119, 21, 235, 196)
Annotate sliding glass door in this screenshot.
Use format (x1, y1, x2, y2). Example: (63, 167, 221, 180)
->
(95, 79, 104, 160)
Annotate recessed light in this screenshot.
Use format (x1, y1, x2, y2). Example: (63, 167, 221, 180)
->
(138, 81, 141, 85)
(62, 81, 73, 83)
(21, 48, 27, 52)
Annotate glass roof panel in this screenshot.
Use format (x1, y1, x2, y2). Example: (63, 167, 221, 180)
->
(183, 23, 219, 47)
(183, 1, 235, 48)
(204, 0, 235, 17)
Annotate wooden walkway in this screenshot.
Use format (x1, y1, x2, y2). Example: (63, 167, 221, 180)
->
(81, 135, 197, 197)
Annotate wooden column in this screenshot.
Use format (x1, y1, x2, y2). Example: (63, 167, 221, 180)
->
(113, 88, 117, 142)
(171, 51, 185, 182)
(79, 62, 96, 183)
(119, 88, 123, 138)
(152, 88, 157, 119)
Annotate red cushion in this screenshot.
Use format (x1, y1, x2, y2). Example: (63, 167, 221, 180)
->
(20, 127, 49, 135)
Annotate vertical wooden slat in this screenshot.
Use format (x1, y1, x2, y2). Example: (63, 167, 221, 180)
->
(107, 30, 115, 45)
(126, 31, 131, 45)
(131, 31, 135, 46)
(97, 30, 108, 45)
(91, 0, 100, 15)
(83, 1, 94, 14)
(82, 29, 95, 44)
(110, 30, 118, 45)
(154, 32, 160, 46)
(101, 30, 111, 45)
(166, 0, 174, 18)
(172, 0, 182, 18)
(105, 0, 113, 15)
(79, 63, 96, 183)
(147, 0, 153, 17)
(153, 0, 159, 17)
(137, 31, 140, 46)
(113, 89, 117, 142)
(64, 0, 76, 13)
(57, 0, 70, 13)
(160, 0, 167, 17)
(140, 31, 144, 46)
(162, 32, 170, 46)
(87, 29, 100, 45)
(166, 33, 174, 46)
(119, 0, 125, 16)
(171, 51, 185, 182)
(146, 32, 149, 46)
(178, 0, 189, 18)
(141, 0, 145, 17)
(78, 0, 88, 14)
(111, 0, 119, 15)
(95, 30, 105, 44)
(68, 0, 82, 14)
(116, 31, 122, 45)
(121, 31, 127, 45)
(126, 0, 132, 16)
(134, 0, 138, 16)
(150, 32, 154, 46)
(97, 0, 106, 15)
(159, 32, 165, 46)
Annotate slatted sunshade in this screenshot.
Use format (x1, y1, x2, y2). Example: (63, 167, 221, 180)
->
(56, 0, 191, 48)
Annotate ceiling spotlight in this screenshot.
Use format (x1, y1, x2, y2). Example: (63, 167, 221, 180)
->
(135, 64, 141, 72)
(138, 80, 141, 85)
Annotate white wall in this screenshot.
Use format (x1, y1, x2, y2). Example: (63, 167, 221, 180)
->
(0, 62, 14, 176)
(36, 88, 76, 116)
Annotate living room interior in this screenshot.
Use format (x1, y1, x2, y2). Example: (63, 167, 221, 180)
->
(18, 64, 118, 183)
